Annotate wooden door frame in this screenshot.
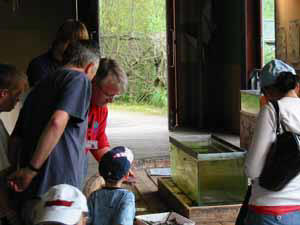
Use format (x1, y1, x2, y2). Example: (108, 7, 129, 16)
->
(243, 0, 263, 89)
(78, 0, 100, 43)
(166, 0, 178, 130)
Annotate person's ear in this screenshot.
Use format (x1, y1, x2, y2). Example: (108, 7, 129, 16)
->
(84, 63, 93, 74)
(84, 63, 97, 79)
(84, 63, 96, 74)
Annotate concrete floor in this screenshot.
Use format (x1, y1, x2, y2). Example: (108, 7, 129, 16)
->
(87, 109, 170, 178)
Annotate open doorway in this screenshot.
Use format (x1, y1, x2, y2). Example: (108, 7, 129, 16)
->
(99, 0, 167, 109)
(262, 0, 275, 65)
(95, 0, 169, 160)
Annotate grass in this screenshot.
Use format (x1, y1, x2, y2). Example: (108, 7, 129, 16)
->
(108, 101, 168, 116)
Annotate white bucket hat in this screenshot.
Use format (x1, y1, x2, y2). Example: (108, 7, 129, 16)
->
(34, 184, 88, 225)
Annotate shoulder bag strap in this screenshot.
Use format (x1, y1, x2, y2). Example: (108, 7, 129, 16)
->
(270, 100, 281, 135)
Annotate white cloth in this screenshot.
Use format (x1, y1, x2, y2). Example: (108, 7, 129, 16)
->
(0, 119, 9, 171)
(245, 97, 300, 206)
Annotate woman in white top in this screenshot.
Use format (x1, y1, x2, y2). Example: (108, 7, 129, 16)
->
(245, 59, 300, 225)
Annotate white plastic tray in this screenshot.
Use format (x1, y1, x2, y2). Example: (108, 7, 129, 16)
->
(135, 212, 195, 225)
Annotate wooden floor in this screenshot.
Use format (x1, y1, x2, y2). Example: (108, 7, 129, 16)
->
(131, 169, 169, 215)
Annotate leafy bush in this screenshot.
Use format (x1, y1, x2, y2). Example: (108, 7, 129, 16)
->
(148, 88, 168, 108)
(99, 0, 167, 109)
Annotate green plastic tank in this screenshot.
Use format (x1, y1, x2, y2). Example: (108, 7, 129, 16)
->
(170, 135, 247, 206)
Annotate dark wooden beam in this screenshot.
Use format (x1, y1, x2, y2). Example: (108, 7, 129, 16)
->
(244, 0, 262, 88)
(166, 0, 177, 130)
(77, 0, 100, 43)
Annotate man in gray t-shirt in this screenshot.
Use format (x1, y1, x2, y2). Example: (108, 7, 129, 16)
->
(8, 41, 100, 203)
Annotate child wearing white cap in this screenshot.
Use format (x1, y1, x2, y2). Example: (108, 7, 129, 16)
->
(87, 146, 135, 225)
(34, 184, 89, 225)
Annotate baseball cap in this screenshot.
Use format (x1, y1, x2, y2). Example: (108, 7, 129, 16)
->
(260, 59, 296, 89)
(34, 184, 88, 225)
(99, 146, 134, 181)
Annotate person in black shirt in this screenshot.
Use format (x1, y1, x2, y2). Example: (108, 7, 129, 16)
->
(27, 19, 89, 87)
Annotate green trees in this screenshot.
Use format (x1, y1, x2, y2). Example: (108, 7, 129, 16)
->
(263, 0, 275, 64)
(263, 0, 274, 19)
(99, 0, 167, 108)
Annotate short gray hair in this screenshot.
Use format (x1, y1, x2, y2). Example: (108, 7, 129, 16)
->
(62, 40, 100, 68)
(94, 58, 128, 93)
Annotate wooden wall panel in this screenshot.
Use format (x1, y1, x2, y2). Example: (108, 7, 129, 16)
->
(0, 0, 74, 132)
(275, 0, 300, 71)
(168, 0, 245, 133)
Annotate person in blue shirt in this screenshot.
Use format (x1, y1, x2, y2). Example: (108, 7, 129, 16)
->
(87, 146, 136, 225)
(8, 40, 100, 225)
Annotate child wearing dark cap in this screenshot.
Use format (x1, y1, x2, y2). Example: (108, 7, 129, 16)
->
(87, 146, 135, 225)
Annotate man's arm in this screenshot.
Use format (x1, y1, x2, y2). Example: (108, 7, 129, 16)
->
(30, 110, 69, 168)
(91, 146, 110, 161)
(8, 110, 69, 192)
